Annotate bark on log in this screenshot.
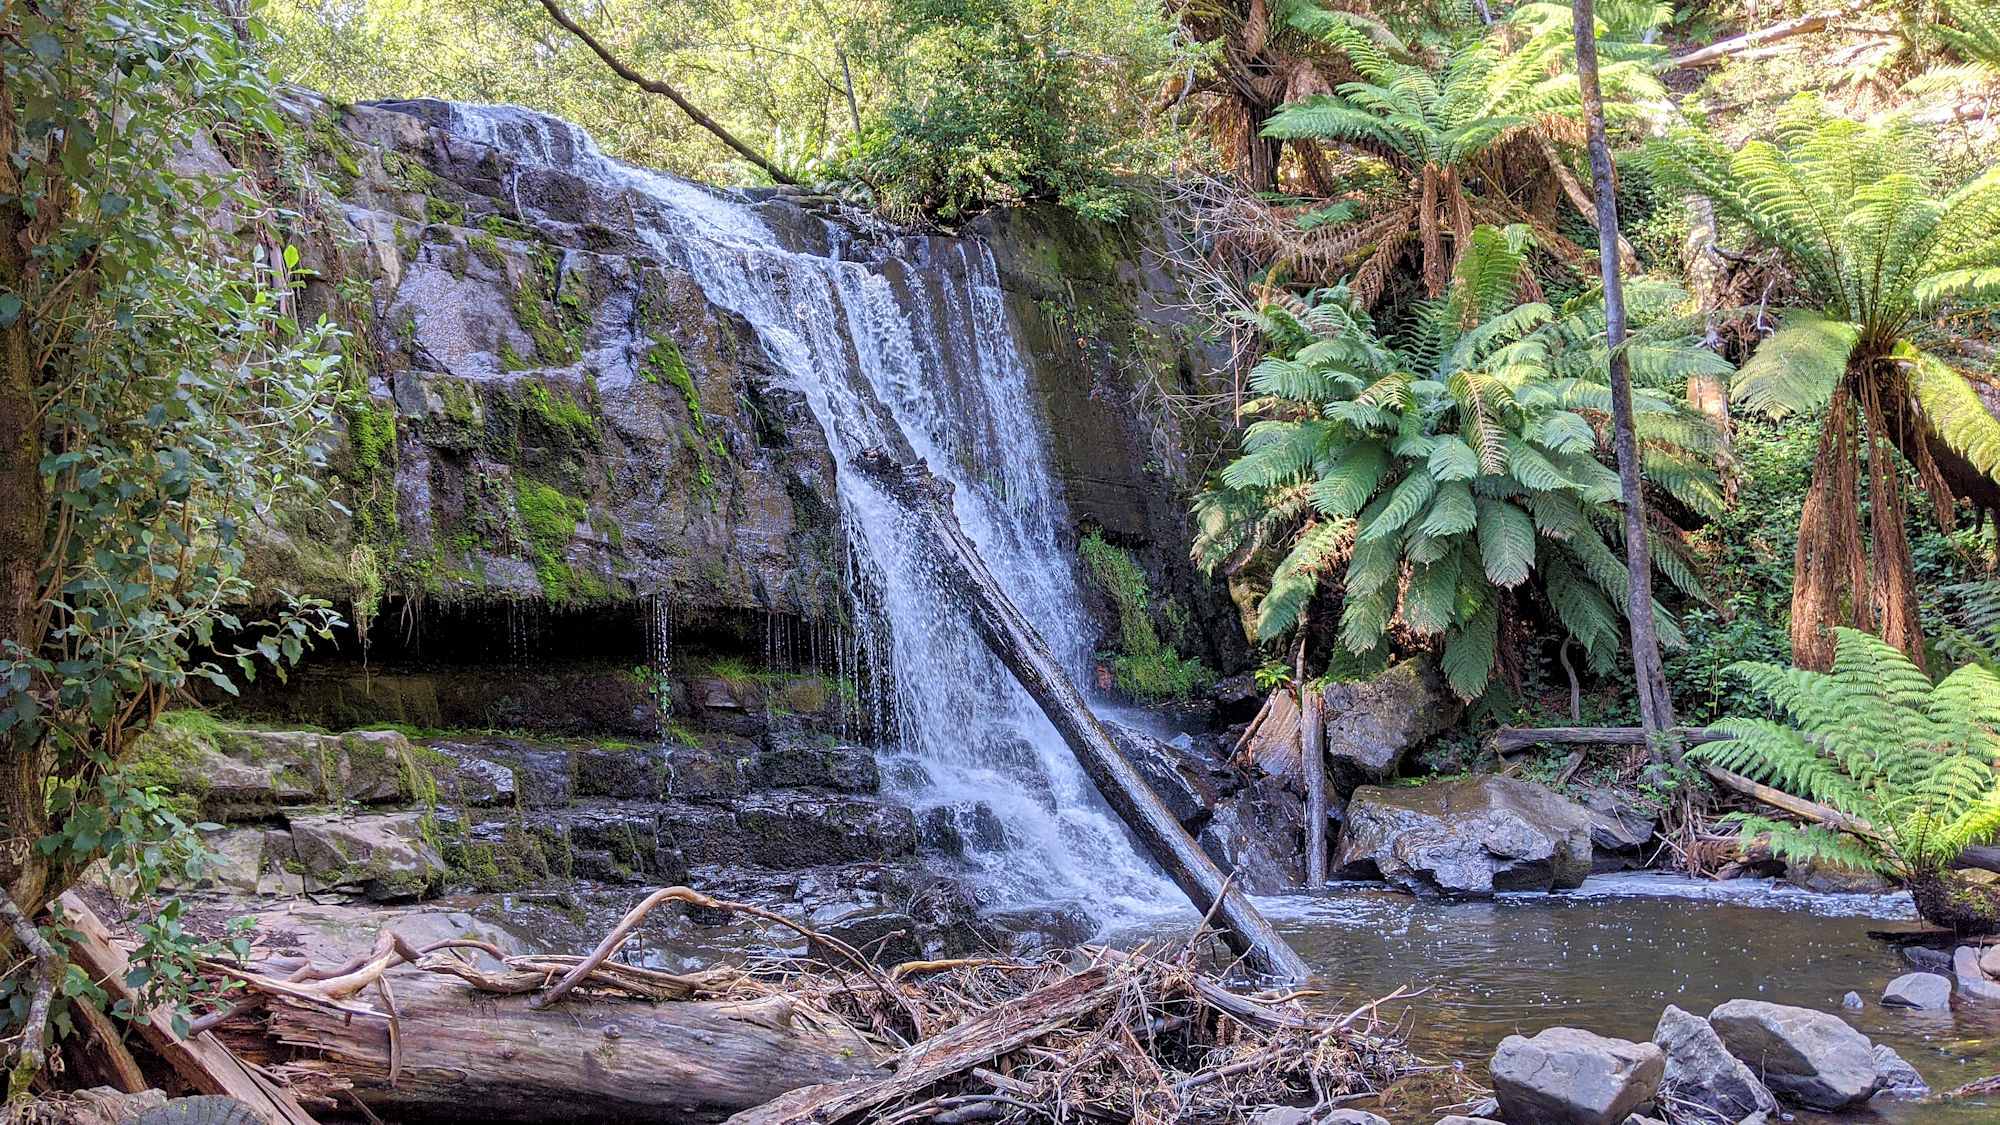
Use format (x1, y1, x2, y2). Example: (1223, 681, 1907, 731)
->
(1493, 725, 1727, 754)
(853, 451, 1310, 981)
(257, 968, 878, 1123)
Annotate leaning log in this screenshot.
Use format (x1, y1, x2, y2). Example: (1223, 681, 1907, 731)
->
(853, 451, 1310, 981)
(252, 968, 878, 1123)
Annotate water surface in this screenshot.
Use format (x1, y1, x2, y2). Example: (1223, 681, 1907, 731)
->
(1126, 875, 2000, 1124)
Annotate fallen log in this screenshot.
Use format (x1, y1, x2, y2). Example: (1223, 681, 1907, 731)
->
(57, 892, 321, 1125)
(254, 969, 879, 1123)
(854, 451, 1309, 981)
(1492, 725, 1727, 754)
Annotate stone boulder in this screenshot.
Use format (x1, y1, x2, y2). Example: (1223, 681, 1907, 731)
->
(1881, 971, 1952, 1010)
(1651, 1004, 1777, 1123)
(1334, 776, 1594, 896)
(1706, 999, 1879, 1111)
(283, 811, 446, 901)
(1318, 658, 1462, 796)
(1490, 1027, 1664, 1125)
(1107, 721, 1223, 830)
(731, 791, 918, 868)
(1872, 1043, 1929, 1096)
(1196, 775, 1304, 894)
(1953, 945, 2000, 1001)
(749, 734, 880, 794)
(1580, 789, 1656, 866)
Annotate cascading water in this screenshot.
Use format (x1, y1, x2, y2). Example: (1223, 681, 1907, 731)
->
(443, 104, 1181, 920)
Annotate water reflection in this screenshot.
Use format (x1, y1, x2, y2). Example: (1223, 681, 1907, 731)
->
(1115, 874, 2000, 1124)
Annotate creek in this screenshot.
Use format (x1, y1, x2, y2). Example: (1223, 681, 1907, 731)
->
(1129, 877, 1999, 1124)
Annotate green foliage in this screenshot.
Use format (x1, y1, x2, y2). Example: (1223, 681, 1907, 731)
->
(1930, 580, 2000, 672)
(1079, 532, 1213, 702)
(1646, 105, 2000, 443)
(1196, 225, 1725, 700)
(847, 0, 1180, 219)
(1696, 628, 2000, 878)
(0, 12, 349, 1063)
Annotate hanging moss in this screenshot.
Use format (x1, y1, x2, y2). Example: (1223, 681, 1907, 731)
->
(1079, 531, 1212, 702)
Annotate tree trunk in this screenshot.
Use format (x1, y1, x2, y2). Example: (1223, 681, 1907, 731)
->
(1575, 0, 1677, 753)
(853, 452, 1309, 981)
(0, 84, 51, 914)
(1244, 106, 1284, 195)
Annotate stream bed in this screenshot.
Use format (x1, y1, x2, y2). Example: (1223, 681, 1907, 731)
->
(1125, 874, 2000, 1124)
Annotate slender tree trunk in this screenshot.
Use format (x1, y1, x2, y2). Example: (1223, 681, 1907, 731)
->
(1574, 0, 1677, 754)
(0, 88, 51, 912)
(1293, 620, 1326, 886)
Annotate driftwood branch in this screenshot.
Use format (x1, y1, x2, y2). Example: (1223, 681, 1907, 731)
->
(57, 892, 322, 1125)
(535, 0, 802, 185)
(853, 451, 1309, 981)
(1661, 6, 1857, 71)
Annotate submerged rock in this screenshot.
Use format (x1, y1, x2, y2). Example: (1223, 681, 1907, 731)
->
(1706, 999, 1878, 1111)
(1333, 776, 1593, 897)
(1651, 1004, 1778, 1124)
(1881, 971, 1952, 1010)
(1489, 1026, 1664, 1125)
(1871, 1043, 1930, 1096)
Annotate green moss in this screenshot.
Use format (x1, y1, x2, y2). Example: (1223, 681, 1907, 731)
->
(644, 334, 703, 431)
(482, 214, 533, 240)
(126, 723, 213, 820)
(515, 478, 589, 602)
(340, 404, 400, 550)
(510, 249, 589, 367)
(498, 340, 527, 372)
(516, 379, 599, 449)
(1079, 531, 1212, 703)
(303, 113, 365, 194)
(468, 231, 506, 271)
(425, 197, 466, 227)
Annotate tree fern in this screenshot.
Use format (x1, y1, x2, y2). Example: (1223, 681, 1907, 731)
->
(1195, 225, 1723, 698)
(1644, 104, 2000, 670)
(1695, 629, 2000, 880)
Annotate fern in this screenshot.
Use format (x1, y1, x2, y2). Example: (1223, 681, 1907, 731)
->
(1694, 629, 2000, 880)
(1195, 226, 1722, 699)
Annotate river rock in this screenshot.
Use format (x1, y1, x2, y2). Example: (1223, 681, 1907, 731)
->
(1871, 1043, 1929, 1096)
(283, 811, 447, 901)
(1252, 1111, 1388, 1125)
(1490, 1026, 1664, 1125)
(1882, 971, 1952, 1010)
(1981, 943, 2000, 977)
(1953, 945, 2000, 1000)
(1651, 1004, 1777, 1123)
(1841, 991, 1864, 1010)
(1706, 999, 1878, 1111)
(1196, 775, 1303, 894)
(1317, 658, 1461, 797)
(1107, 721, 1222, 829)
(1430, 1118, 1504, 1125)
(1333, 776, 1594, 897)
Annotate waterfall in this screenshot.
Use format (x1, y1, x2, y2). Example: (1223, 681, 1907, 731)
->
(443, 105, 1180, 920)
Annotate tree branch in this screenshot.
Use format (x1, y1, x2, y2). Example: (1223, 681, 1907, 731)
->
(534, 0, 801, 186)
(0, 888, 61, 1102)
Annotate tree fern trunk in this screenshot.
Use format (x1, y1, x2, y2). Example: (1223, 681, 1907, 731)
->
(1574, 0, 1677, 749)
(1791, 387, 1868, 671)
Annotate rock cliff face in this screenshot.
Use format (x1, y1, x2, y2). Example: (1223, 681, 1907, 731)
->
(244, 95, 1241, 725)
(263, 95, 847, 621)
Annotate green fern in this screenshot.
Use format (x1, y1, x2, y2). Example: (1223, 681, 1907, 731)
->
(1195, 224, 1722, 699)
(1695, 628, 2000, 881)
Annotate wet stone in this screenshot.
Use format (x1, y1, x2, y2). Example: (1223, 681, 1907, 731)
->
(1881, 971, 1952, 1010)
(1490, 1026, 1664, 1125)
(1707, 999, 1878, 1111)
